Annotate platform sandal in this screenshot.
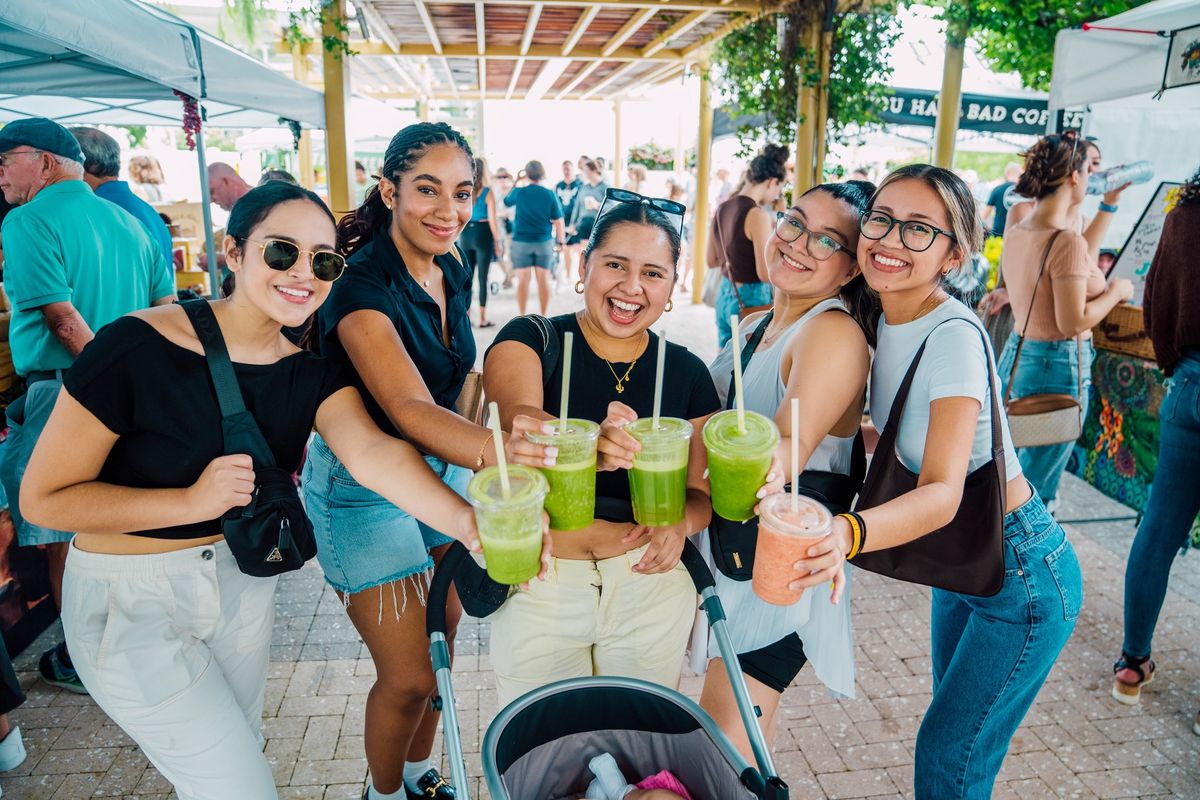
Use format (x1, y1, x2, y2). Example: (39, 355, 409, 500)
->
(1112, 652, 1155, 706)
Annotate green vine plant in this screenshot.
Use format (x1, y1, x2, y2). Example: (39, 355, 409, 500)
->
(712, 0, 901, 158)
(285, 0, 357, 60)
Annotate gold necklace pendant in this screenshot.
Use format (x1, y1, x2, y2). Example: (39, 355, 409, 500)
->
(605, 358, 637, 393)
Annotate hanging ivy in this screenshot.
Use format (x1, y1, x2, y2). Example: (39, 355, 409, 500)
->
(286, 0, 357, 61)
(712, 0, 901, 157)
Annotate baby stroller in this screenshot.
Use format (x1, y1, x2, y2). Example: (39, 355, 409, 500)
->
(426, 540, 789, 800)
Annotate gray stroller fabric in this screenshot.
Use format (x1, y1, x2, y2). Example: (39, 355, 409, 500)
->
(499, 728, 757, 800)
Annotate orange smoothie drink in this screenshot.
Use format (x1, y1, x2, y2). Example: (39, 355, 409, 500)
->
(751, 493, 833, 605)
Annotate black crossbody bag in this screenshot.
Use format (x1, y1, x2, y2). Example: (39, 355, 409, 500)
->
(708, 311, 867, 580)
(182, 300, 317, 577)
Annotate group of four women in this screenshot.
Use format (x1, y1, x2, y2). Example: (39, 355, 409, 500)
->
(17, 121, 1092, 800)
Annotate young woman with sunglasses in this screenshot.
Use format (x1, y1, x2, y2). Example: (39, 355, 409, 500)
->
(19, 182, 505, 799)
(302, 123, 550, 800)
(996, 133, 1133, 513)
(482, 192, 721, 706)
(792, 165, 1082, 798)
(697, 181, 878, 758)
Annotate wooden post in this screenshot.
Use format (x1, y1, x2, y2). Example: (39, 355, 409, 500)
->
(933, 18, 967, 169)
(691, 58, 713, 306)
(290, 44, 315, 189)
(322, 0, 354, 215)
(813, 28, 833, 184)
(792, 17, 821, 193)
(612, 98, 623, 188)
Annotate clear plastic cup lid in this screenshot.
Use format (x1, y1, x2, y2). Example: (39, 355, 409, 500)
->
(702, 409, 780, 456)
(468, 464, 548, 508)
(626, 416, 693, 442)
(526, 418, 601, 445)
(759, 492, 832, 537)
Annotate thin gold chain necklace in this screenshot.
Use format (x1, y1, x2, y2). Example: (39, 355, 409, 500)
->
(604, 357, 638, 393)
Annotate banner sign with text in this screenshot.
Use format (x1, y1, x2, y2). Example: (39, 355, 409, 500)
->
(878, 88, 1085, 135)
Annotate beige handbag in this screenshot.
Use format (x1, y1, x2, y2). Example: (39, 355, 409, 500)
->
(1003, 230, 1084, 448)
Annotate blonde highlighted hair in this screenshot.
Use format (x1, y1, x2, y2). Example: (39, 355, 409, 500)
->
(871, 164, 984, 260)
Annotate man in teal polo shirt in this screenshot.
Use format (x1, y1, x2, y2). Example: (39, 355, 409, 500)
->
(0, 117, 174, 695)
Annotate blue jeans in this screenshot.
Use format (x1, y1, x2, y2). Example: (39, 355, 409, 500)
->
(915, 492, 1082, 799)
(1122, 350, 1200, 659)
(997, 332, 1095, 505)
(715, 278, 772, 348)
(301, 433, 469, 595)
(0, 376, 72, 545)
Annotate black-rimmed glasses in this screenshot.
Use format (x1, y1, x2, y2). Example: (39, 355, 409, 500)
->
(773, 212, 846, 261)
(595, 187, 687, 238)
(859, 210, 956, 253)
(247, 238, 346, 282)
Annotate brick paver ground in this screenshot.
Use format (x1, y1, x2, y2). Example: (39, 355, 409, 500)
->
(2, 286, 1197, 798)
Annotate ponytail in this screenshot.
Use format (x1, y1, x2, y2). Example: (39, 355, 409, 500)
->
(336, 184, 390, 258)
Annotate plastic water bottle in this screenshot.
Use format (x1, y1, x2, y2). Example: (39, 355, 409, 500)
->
(1003, 185, 1032, 209)
(1088, 161, 1154, 195)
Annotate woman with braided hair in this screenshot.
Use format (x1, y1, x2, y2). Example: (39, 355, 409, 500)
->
(995, 131, 1134, 513)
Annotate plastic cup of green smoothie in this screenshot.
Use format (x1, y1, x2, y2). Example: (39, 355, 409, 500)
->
(526, 419, 600, 531)
(703, 409, 781, 522)
(467, 464, 548, 585)
(626, 417, 692, 527)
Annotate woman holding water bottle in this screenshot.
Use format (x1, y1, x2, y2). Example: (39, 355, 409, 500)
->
(483, 191, 721, 706)
(695, 181, 878, 758)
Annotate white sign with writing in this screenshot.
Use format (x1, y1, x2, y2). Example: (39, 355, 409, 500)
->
(1110, 182, 1184, 306)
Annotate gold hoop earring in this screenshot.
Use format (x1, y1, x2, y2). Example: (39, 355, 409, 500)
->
(665, 299, 674, 312)
(574, 280, 585, 294)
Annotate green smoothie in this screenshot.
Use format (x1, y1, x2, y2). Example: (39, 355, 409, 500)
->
(703, 409, 781, 522)
(467, 465, 548, 584)
(626, 417, 692, 527)
(527, 419, 600, 531)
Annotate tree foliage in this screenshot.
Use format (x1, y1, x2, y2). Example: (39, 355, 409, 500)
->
(711, 0, 901, 155)
(940, 0, 1156, 91)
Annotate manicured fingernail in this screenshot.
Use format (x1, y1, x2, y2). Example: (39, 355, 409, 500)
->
(545, 446, 558, 457)
(542, 423, 555, 434)
(756, 489, 766, 498)
(544, 457, 556, 466)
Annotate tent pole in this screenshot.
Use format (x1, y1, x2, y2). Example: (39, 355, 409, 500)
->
(194, 127, 221, 300)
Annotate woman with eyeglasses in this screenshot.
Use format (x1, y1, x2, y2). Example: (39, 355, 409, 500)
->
(708, 144, 788, 348)
(696, 181, 878, 758)
(791, 165, 1081, 798)
(996, 133, 1134, 514)
(18, 182, 499, 798)
(302, 123, 551, 800)
(482, 190, 721, 705)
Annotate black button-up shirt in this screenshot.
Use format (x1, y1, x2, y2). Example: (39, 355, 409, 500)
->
(315, 228, 475, 440)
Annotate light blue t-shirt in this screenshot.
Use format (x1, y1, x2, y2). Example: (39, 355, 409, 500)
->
(3, 180, 174, 375)
(94, 179, 174, 266)
(503, 184, 563, 243)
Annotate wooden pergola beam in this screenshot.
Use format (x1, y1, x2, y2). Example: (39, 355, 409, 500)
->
(279, 40, 688, 62)
(420, 0, 763, 12)
(412, 0, 444, 54)
(580, 61, 640, 99)
(506, 58, 526, 99)
(520, 4, 544, 55)
(602, 8, 656, 57)
(478, 57, 487, 97)
(562, 6, 601, 56)
(555, 60, 602, 99)
(475, 1, 486, 55)
(641, 9, 710, 57)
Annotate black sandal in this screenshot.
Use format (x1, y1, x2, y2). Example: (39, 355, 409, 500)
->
(1112, 652, 1155, 705)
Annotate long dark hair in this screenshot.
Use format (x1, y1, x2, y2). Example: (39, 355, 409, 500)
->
(582, 199, 682, 270)
(800, 179, 881, 347)
(335, 122, 474, 258)
(223, 182, 334, 297)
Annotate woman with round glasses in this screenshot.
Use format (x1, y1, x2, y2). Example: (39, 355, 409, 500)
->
(996, 133, 1133, 513)
(794, 165, 1082, 797)
(707, 144, 788, 348)
(697, 181, 877, 757)
(483, 191, 721, 705)
(19, 181, 500, 798)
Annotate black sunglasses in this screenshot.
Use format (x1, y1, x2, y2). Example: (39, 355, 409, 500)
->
(595, 188, 687, 238)
(859, 210, 956, 253)
(248, 238, 346, 282)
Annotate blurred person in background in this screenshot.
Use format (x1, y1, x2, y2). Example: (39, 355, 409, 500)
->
(556, 160, 582, 286)
(624, 163, 647, 194)
(983, 162, 1022, 237)
(207, 162, 252, 213)
(128, 154, 167, 203)
(462, 157, 502, 328)
(493, 166, 517, 289)
(504, 160, 564, 316)
(258, 168, 298, 186)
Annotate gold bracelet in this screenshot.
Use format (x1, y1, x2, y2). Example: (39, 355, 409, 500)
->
(475, 431, 494, 470)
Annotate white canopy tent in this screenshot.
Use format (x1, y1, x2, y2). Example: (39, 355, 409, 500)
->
(1048, 0, 1200, 248)
(0, 0, 327, 294)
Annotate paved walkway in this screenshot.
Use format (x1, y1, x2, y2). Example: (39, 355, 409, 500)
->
(3, 283, 1198, 799)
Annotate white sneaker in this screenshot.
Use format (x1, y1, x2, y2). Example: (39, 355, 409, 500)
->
(0, 725, 25, 772)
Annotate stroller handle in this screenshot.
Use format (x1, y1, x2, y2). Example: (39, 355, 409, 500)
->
(426, 541, 469, 639)
(679, 538, 717, 594)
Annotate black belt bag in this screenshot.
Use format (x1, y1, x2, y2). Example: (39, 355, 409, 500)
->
(709, 438, 866, 581)
(183, 300, 316, 577)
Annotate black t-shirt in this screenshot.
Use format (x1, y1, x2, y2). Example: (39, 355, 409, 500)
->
(313, 229, 475, 439)
(486, 313, 720, 521)
(986, 181, 1014, 236)
(64, 316, 349, 539)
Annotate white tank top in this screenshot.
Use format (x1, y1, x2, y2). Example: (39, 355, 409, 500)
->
(694, 297, 857, 699)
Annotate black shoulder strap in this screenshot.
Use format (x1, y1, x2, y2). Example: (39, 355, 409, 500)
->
(726, 310, 774, 411)
(526, 314, 561, 389)
(182, 300, 276, 468)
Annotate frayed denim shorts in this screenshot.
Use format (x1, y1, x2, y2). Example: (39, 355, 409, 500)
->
(301, 433, 469, 595)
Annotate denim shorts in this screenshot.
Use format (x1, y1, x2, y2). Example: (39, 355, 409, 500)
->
(511, 239, 555, 269)
(0, 376, 72, 546)
(301, 433, 470, 595)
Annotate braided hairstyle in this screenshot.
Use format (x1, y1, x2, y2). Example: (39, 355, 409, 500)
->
(1014, 132, 1087, 199)
(336, 122, 474, 257)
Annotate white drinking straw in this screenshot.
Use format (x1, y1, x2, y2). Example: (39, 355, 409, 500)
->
(488, 401, 511, 498)
(560, 331, 574, 432)
(729, 314, 746, 434)
(791, 397, 800, 514)
(652, 329, 667, 429)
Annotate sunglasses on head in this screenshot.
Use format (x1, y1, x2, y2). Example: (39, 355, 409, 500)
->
(247, 238, 346, 282)
(595, 188, 687, 238)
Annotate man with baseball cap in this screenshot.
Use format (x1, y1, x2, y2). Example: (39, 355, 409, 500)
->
(0, 117, 175, 695)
